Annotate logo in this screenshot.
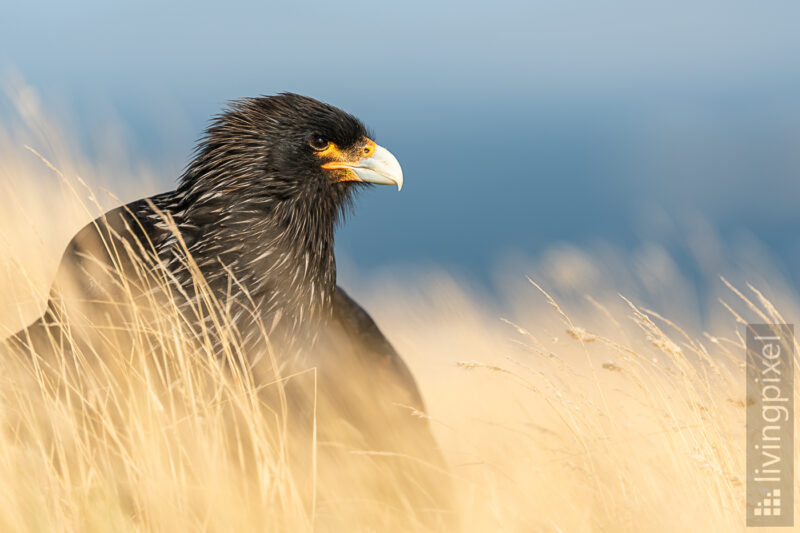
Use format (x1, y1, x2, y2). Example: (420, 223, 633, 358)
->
(746, 324, 794, 527)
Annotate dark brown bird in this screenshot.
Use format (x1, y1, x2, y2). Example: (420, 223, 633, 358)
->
(6, 93, 453, 529)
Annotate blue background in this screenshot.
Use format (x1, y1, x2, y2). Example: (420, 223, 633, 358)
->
(3, 1, 800, 291)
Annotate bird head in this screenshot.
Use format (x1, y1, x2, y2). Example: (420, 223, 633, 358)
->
(179, 93, 403, 214)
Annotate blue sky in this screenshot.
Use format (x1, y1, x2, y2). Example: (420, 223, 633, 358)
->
(3, 1, 800, 290)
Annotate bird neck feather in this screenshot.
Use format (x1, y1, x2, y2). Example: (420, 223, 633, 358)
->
(173, 162, 352, 333)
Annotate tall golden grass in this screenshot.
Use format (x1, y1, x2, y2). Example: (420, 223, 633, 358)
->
(0, 81, 798, 532)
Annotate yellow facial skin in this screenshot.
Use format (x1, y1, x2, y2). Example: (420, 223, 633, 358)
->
(316, 137, 404, 190)
(318, 138, 377, 183)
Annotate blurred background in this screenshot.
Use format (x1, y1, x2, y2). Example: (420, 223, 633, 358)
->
(2, 6, 798, 530)
(2, 0, 800, 302)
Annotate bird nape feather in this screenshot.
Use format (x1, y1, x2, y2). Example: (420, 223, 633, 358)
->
(3, 93, 453, 529)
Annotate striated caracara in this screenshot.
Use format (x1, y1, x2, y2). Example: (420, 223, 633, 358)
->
(6, 93, 452, 529)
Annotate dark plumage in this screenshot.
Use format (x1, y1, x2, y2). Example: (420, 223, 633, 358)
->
(5, 93, 452, 528)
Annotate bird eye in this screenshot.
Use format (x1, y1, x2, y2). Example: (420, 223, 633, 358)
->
(309, 135, 330, 151)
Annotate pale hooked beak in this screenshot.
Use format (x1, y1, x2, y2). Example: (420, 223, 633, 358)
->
(350, 144, 404, 191)
(322, 141, 404, 191)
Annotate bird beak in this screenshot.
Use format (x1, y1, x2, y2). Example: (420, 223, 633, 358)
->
(322, 141, 404, 191)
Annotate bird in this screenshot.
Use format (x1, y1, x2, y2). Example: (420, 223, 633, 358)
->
(4, 93, 453, 529)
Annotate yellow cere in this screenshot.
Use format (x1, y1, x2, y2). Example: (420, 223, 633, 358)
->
(319, 138, 376, 183)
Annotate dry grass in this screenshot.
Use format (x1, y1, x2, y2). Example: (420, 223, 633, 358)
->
(1, 82, 798, 532)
